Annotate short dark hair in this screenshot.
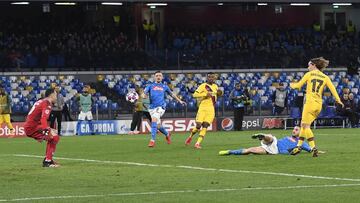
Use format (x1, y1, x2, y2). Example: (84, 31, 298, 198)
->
(207, 72, 215, 75)
(154, 71, 162, 75)
(45, 88, 55, 97)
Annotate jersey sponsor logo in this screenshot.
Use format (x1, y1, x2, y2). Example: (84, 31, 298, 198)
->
(221, 118, 234, 131)
(152, 86, 164, 91)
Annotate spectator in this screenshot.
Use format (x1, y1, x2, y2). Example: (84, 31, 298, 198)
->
(337, 93, 357, 127)
(349, 93, 359, 127)
(272, 82, 288, 116)
(295, 90, 305, 113)
(0, 87, 15, 136)
(347, 20, 356, 34)
(230, 83, 246, 131)
(50, 86, 65, 136)
(129, 88, 145, 135)
(62, 102, 73, 121)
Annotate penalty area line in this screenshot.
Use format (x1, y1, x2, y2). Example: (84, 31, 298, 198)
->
(12, 154, 360, 182)
(1, 183, 360, 202)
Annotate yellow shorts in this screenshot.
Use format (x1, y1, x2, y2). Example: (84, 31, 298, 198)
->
(195, 108, 215, 124)
(301, 103, 322, 124)
(0, 114, 12, 124)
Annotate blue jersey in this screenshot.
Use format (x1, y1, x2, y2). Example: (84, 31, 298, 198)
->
(277, 136, 311, 155)
(144, 82, 172, 109)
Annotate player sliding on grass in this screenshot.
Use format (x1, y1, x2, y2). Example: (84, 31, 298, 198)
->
(218, 126, 324, 156)
(24, 88, 60, 167)
(185, 72, 223, 149)
(290, 57, 344, 157)
(143, 71, 186, 147)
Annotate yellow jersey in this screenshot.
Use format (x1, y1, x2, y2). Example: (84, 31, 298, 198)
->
(290, 70, 341, 105)
(193, 83, 218, 109)
(0, 94, 11, 114)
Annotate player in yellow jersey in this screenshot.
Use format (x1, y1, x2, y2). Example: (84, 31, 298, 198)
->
(290, 57, 344, 157)
(0, 87, 15, 136)
(185, 72, 222, 149)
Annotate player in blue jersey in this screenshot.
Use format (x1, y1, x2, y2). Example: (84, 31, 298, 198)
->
(218, 126, 325, 156)
(143, 71, 186, 147)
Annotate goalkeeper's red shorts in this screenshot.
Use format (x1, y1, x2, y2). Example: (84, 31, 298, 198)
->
(25, 126, 55, 142)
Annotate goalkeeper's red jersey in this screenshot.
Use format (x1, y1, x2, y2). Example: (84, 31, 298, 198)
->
(24, 99, 52, 134)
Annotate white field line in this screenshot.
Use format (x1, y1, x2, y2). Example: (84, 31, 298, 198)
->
(1, 183, 360, 202)
(12, 154, 360, 182)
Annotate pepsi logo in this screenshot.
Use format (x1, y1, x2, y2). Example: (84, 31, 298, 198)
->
(221, 118, 234, 131)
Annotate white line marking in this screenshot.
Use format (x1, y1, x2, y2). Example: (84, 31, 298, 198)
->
(1, 183, 360, 202)
(12, 154, 360, 182)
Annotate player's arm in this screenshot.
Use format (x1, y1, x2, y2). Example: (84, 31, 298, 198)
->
(301, 142, 312, 153)
(290, 72, 310, 90)
(40, 103, 52, 130)
(326, 77, 344, 107)
(168, 86, 186, 105)
(193, 84, 208, 98)
(142, 85, 150, 99)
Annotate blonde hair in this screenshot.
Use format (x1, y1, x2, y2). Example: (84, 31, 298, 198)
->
(310, 57, 329, 71)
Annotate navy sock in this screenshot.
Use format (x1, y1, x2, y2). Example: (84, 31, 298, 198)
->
(151, 122, 157, 140)
(229, 149, 243, 155)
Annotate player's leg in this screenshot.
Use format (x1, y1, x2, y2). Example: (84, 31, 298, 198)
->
(44, 129, 60, 167)
(129, 111, 139, 134)
(194, 122, 210, 149)
(219, 146, 267, 155)
(50, 111, 56, 128)
(1, 114, 12, 136)
(261, 134, 274, 144)
(291, 105, 314, 155)
(86, 112, 95, 135)
(76, 111, 85, 135)
(190, 109, 205, 138)
(148, 108, 160, 147)
(155, 108, 171, 144)
(194, 109, 214, 148)
(135, 112, 142, 134)
(185, 122, 201, 145)
(56, 111, 62, 135)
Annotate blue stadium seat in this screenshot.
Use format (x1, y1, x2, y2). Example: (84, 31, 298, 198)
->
(290, 107, 301, 119)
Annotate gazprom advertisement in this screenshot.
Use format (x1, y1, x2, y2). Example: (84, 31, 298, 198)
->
(61, 120, 132, 136)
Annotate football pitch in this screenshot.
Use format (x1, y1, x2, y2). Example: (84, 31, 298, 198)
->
(1, 128, 360, 203)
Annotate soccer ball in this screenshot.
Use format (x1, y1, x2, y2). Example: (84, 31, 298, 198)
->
(126, 91, 139, 103)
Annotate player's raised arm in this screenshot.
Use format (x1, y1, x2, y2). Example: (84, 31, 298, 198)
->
(290, 72, 310, 90)
(325, 77, 344, 107)
(168, 86, 186, 106)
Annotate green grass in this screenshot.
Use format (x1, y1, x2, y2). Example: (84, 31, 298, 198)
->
(1, 128, 360, 202)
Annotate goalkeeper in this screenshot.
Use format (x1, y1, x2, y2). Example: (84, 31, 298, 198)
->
(219, 126, 324, 156)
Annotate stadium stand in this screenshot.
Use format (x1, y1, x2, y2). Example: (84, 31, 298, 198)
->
(164, 27, 360, 68)
(0, 75, 119, 115)
(101, 71, 360, 116)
